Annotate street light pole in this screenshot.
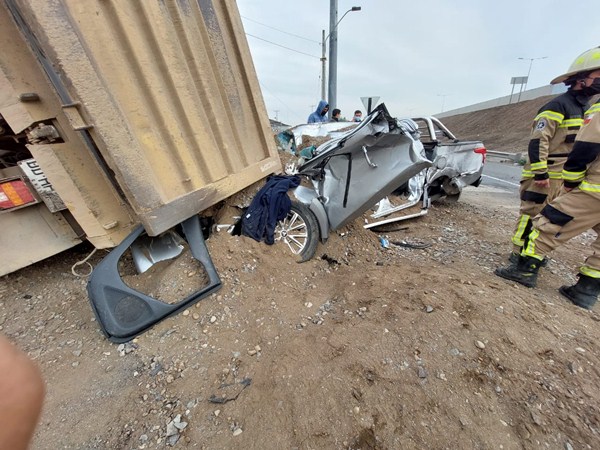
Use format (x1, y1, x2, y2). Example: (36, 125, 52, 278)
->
(320, 29, 327, 100)
(437, 94, 450, 113)
(327, 4, 361, 117)
(327, 0, 338, 117)
(518, 56, 548, 92)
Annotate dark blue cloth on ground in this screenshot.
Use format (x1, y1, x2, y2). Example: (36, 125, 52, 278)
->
(241, 175, 301, 245)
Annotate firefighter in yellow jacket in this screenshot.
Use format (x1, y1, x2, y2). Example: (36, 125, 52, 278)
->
(507, 47, 600, 263)
(495, 96, 600, 309)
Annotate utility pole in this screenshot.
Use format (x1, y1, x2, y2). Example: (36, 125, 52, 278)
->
(322, 4, 360, 117)
(327, 0, 338, 118)
(320, 30, 327, 101)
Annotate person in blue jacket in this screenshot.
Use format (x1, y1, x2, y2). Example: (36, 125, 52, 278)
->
(307, 100, 329, 123)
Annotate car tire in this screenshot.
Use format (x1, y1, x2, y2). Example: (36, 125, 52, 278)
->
(443, 193, 461, 202)
(275, 200, 319, 262)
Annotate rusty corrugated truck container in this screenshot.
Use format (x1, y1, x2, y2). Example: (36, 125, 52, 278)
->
(0, 0, 281, 276)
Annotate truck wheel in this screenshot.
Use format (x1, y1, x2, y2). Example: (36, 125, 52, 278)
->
(275, 200, 319, 262)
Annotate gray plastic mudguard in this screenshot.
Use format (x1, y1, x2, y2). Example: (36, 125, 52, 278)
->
(87, 215, 221, 343)
(309, 198, 329, 242)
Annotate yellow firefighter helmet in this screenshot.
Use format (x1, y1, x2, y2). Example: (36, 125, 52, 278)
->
(551, 46, 600, 85)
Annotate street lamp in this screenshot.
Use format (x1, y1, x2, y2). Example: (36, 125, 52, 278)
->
(325, 2, 361, 116)
(518, 56, 548, 92)
(437, 94, 450, 113)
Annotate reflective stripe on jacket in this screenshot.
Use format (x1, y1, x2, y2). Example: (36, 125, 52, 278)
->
(521, 90, 587, 181)
(562, 105, 600, 195)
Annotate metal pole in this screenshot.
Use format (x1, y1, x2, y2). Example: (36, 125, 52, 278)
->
(320, 30, 327, 100)
(518, 56, 547, 94)
(517, 83, 524, 102)
(509, 83, 515, 104)
(327, 0, 338, 118)
(437, 94, 448, 113)
(524, 59, 533, 91)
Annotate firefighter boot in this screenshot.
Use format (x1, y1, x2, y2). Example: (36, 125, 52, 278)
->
(495, 256, 542, 288)
(559, 275, 600, 310)
(509, 252, 547, 267)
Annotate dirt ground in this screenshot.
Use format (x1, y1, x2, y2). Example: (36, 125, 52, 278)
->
(3, 9, 598, 445)
(2, 181, 600, 449)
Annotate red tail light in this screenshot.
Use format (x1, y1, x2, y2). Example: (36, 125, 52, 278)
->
(0, 179, 37, 210)
(474, 146, 486, 164)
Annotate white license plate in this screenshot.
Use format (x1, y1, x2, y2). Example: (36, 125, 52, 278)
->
(17, 158, 66, 213)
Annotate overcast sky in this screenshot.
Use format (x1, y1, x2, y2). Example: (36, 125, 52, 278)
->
(236, 0, 598, 125)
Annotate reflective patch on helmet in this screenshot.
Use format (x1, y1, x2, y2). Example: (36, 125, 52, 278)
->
(536, 118, 547, 130)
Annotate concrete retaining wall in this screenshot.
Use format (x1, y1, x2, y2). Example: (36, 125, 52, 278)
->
(436, 84, 567, 118)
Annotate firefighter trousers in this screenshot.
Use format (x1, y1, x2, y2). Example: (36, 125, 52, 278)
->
(511, 178, 563, 253)
(522, 189, 600, 279)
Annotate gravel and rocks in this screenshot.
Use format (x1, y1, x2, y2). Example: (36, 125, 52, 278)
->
(3, 187, 600, 449)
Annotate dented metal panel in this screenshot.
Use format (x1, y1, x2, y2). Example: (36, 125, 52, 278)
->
(297, 107, 432, 231)
(7, 0, 280, 235)
(0, 2, 137, 255)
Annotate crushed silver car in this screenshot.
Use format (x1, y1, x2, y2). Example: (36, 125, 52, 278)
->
(276, 104, 432, 261)
(276, 121, 358, 155)
(365, 116, 486, 229)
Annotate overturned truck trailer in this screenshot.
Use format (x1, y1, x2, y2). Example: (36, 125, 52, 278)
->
(0, 0, 280, 340)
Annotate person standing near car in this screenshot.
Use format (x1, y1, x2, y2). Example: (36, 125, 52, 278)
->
(495, 87, 600, 309)
(307, 100, 329, 123)
(503, 48, 600, 265)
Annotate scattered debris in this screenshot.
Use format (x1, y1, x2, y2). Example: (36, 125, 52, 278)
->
(165, 414, 188, 446)
(209, 378, 252, 404)
(390, 240, 432, 249)
(379, 237, 390, 249)
(117, 342, 138, 356)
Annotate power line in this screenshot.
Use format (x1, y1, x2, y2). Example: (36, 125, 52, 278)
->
(245, 33, 320, 59)
(259, 82, 303, 124)
(241, 15, 320, 44)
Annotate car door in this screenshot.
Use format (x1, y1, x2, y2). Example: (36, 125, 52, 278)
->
(300, 105, 432, 230)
